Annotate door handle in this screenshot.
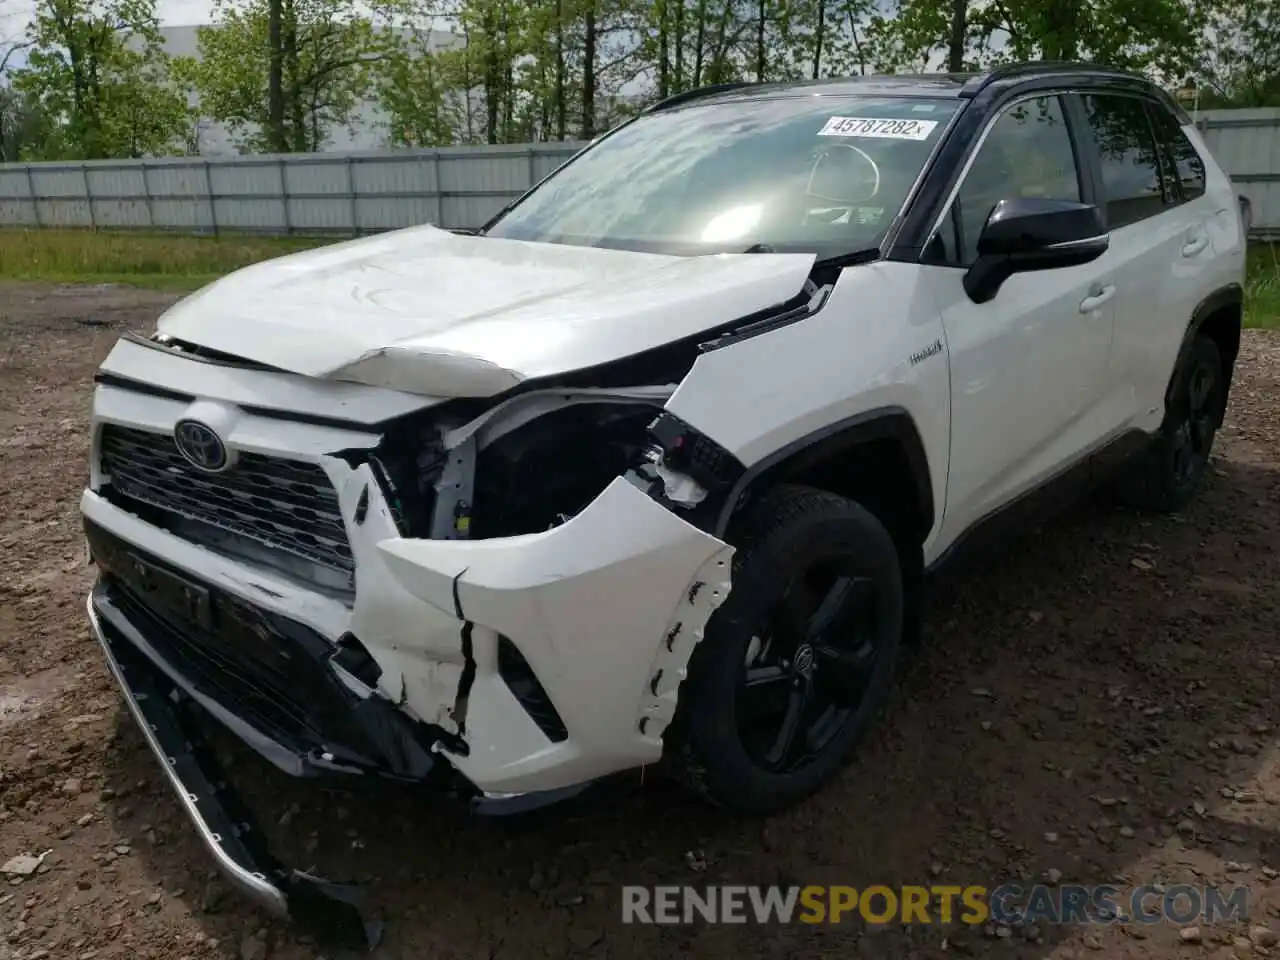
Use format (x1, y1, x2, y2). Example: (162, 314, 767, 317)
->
(1182, 234, 1209, 257)
(1079, 284, 1115, 314)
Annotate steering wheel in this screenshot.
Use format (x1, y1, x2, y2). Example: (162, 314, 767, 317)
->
(805, 143, 882, 207)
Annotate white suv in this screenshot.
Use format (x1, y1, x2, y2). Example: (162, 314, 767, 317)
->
(81, 63, 1246, 943)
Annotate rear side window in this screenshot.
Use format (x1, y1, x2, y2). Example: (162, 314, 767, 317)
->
(1147, 103, 1207, 202)
(1082, 95, 1165, 229)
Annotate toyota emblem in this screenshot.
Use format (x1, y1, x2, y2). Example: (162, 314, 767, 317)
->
(174, 419, 230, 472)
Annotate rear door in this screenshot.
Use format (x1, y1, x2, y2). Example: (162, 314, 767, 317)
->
(1077, 93, 1211, 436)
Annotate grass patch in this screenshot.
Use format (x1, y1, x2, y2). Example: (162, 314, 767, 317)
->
(0, 228, 336, 292)
(1, 228, 1278, 327)
(1245, 242, 1280, 330)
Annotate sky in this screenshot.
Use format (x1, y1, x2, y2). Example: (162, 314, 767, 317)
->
(3, 0, 216, 57)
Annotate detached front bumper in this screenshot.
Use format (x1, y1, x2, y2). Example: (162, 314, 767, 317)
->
(86, 586, 382, 950)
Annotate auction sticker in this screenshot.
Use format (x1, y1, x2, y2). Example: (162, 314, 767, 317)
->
(818, 116, 939, 140)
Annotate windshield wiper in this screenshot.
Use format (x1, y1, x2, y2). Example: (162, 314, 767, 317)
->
(739, 244, 881, 265)
(814, 246, 882, 269)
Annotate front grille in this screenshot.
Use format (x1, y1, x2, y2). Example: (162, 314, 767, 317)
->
(87, 521, 375, 763)
(99, 424, 354, 596)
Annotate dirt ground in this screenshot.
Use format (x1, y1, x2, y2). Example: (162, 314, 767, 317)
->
(1, 281, 1279, 960)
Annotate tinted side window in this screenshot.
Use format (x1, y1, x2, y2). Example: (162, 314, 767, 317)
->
(1083, 95, 1165, 228)
(1147, 103, 1207, 201)
(951, 95, 1080, 265)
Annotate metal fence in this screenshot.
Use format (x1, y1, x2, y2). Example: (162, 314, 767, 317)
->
(1197, 108, 1280, 240)
(0, 142, 587, 235)
(0, 106, 1277, 237)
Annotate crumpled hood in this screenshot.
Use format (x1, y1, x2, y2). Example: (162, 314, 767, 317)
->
(156, 224, 816, 397)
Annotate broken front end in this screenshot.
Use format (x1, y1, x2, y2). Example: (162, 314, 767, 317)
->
(81, 335, 736, 946)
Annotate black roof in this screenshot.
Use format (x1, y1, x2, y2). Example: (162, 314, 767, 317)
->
(645, 62, 1166, 113)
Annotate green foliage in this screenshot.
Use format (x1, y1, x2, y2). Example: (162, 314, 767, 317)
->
(369, 0, 464, 147)
(12, 0, 193, 159)
(3, 0, 1275, 156)
(184, 0, 381, 153)
(1194, 0, 1279, 107)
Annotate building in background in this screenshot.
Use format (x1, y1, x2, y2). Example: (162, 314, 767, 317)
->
(159, 24, 463, 155)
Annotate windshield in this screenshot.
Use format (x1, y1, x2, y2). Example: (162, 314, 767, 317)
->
(485, 95, 962, 256)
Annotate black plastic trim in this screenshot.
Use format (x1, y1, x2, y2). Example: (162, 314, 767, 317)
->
(1062, 93, 1106, 210)
(92, 371, 402, 434)
(93, 371, 192, 404)
(714, 406, 935, 540)
(1165, 283, 1245, 416)
(645, 82, 762, 112)
(926, 428, 1153, 581)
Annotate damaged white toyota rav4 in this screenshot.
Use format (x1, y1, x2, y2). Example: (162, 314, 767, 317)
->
(83, 63, 1246, 945)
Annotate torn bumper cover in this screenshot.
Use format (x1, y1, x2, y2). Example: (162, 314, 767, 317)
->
(81, 469, 732, 941)
(374, 476, 734, 794)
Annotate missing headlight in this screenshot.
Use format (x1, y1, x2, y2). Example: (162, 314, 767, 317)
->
(469, 403, 658, 538)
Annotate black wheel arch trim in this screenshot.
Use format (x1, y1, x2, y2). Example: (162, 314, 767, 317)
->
(1164, 283, 1243, 415)
(713, 406, 936, 541)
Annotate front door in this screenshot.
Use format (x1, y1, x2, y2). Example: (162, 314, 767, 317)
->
(921, 93, 1116, 547)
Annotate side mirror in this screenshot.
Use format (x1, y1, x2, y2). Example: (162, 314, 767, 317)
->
(963, 197, 1109, 304)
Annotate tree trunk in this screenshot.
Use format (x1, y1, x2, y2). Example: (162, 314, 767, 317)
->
(267, 0, 285, 151)
(283, 0, 305, 151)
(555, 0, 566, 137)
(1043, 1, 1079, 60)
(947, 0, 966, 71)
(755, 0, 766, 81)
(708, 0, 733, 83)
(657, 0, 670, 97)
(673, 0, 684, 91)
(811, 0, 825, 78)
(482, 9, 499, 143)
(502, 6, 514, 141)
(693, 0, 706, 85)
(582, 0, 597, 138)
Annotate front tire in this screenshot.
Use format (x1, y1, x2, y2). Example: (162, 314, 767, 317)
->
(1114, 335, 1224, 513)
(667, 485, 904, 816)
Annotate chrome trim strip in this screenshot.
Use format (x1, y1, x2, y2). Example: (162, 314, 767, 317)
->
(86, 592, 290, 918)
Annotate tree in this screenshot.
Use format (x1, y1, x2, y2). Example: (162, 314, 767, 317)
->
(371, 0, 467, 146)
(183, 0, 381, 153)
(12, 0, 192, 159)
(1194, 0, 1279, 107)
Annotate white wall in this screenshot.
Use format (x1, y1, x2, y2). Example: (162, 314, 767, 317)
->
(160, 24, 463, 155)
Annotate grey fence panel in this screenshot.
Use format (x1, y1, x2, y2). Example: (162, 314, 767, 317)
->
(1199, 108, 1280, 239)
(145, 162, 216, 231)
(0, 169, 37, 226)
(0, 142, 589, 236)
(85, 166, 150, 228)
(0, 116, 1274, 237)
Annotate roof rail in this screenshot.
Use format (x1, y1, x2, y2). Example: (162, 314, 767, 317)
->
(960, 61, 1146, 97)
(645, 82, 761, 113)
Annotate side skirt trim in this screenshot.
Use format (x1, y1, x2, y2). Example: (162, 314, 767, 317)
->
(926, 428, 1153, 580)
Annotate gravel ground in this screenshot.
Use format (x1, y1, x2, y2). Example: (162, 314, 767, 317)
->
(1, 281, 1279, 960)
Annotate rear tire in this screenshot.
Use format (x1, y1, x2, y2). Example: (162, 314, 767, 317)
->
(666, 484, 903, 816)
(1114, 335, 1224, 513)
